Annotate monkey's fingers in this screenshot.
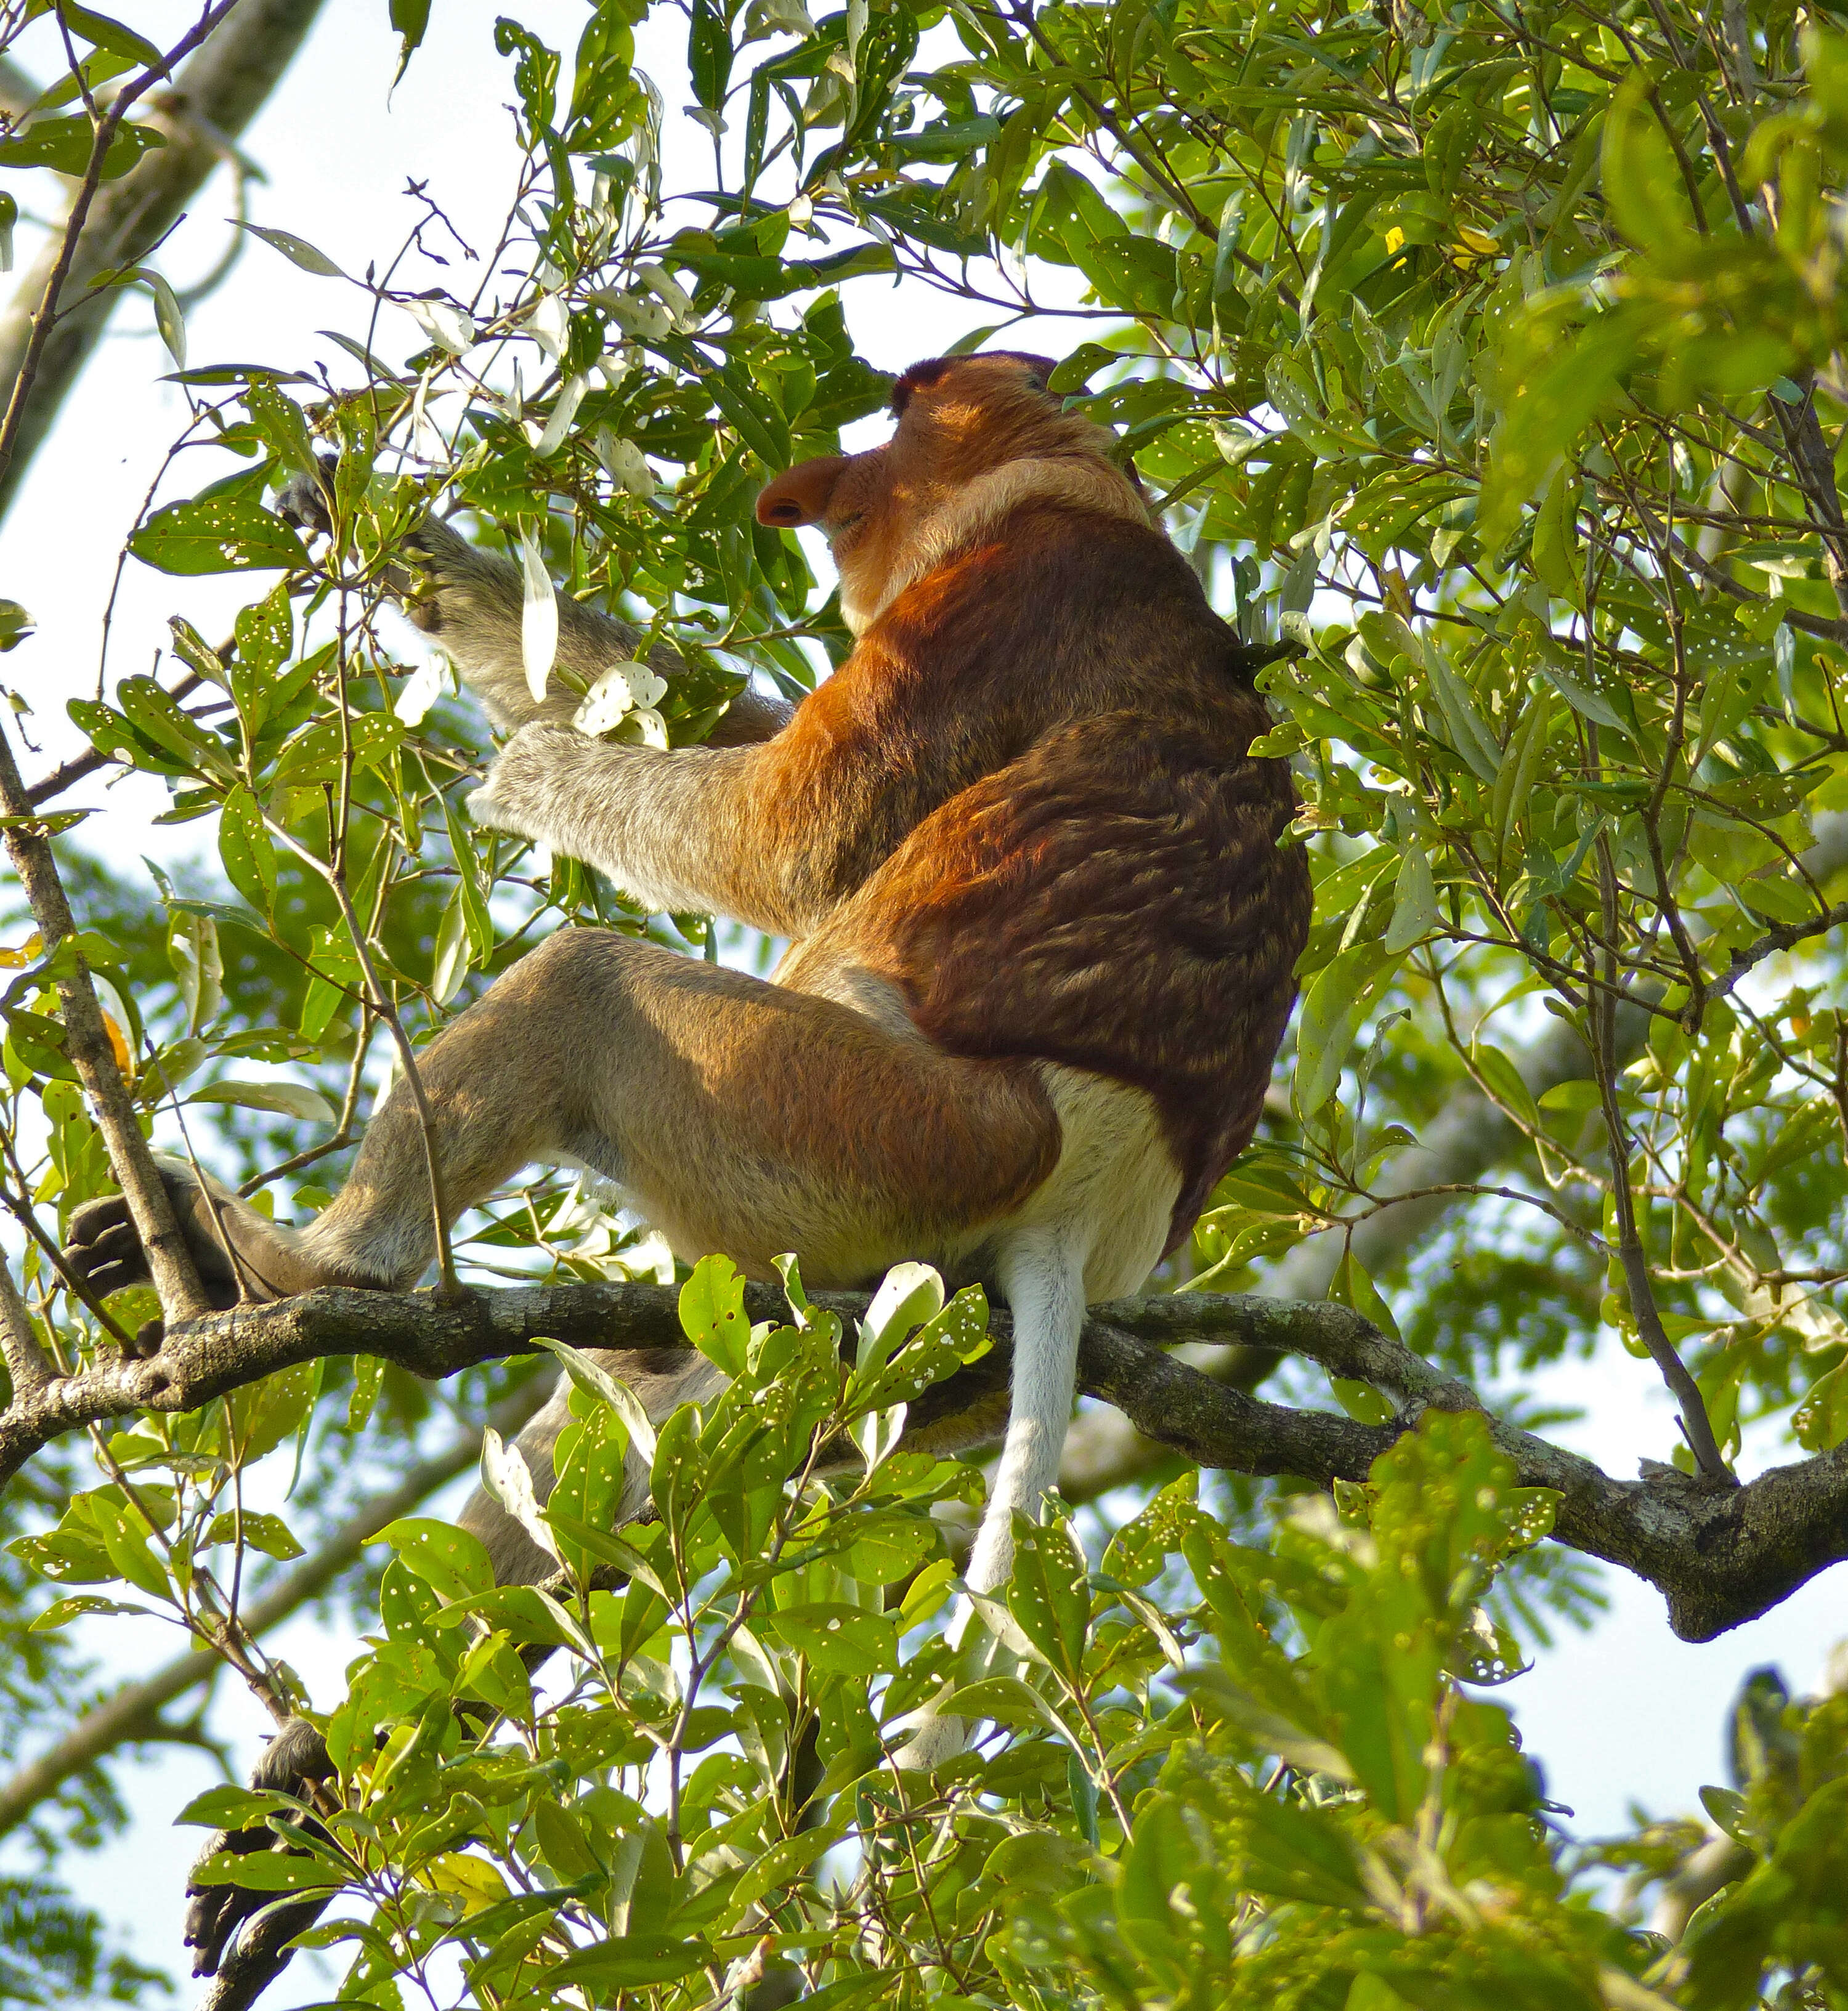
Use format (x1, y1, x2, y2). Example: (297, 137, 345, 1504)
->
(185, 1720, 337, 2002)
(184, 1840, 247, 1975)
(273, 459, 335, 540)
(389, 517, 489, 636)
(190, 1893, 328, 2011)
(62, 1196, 152, 1295)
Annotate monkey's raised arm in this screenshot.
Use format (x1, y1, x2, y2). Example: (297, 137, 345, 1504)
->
(394, 519, 793, 748)
(469, 707, 883, 937)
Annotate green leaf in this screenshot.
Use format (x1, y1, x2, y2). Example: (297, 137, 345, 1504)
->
(761, 1601, 898, 1677)
(60, 4, 165, 68)
(233, 219, 347, 278)
(129, 495, 309, 575)
(855, 1260, 944, 1376)
(1228, 1790, 1373, 1910)
(1007, 1517, 1092, 1683)
(379, 1519, 496, 1602)
(190, 1851, 339, 1894)
(271, 711, 405, 785)
(219, 786, 277, 917)
(202, 1510, 304, 1559)
(1601, 69, 1699, 258)
(243, 381, 319, 482)
(1382, 843, 1438, 953)
(1295, 943, 1402, 1118)
(187, 1079, 336, 1122)
(1539, 655, 1626, 733)
(114, 677, 230, 776)
(1700, 1784, 1755, 1846)
(530, 1338, 659, 1466)
(729, 1825, 839, 1912)
(679, 1253, 749, 1374)
(176, 1784, 304, 1829)
(688, 0, 732, 109)
(548, 1936, 711, 1989)
(0, 113, 164, 179)
(389, 0, 433, 85)
(1470, 1039, 1541, 1131)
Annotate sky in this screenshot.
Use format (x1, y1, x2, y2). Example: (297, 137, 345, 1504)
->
(1, 0, 1845, 1987)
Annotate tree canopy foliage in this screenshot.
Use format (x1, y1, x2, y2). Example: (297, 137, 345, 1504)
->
(6, 0, 1848, 2005)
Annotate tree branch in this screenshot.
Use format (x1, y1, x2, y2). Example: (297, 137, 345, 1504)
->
(0, 1255, 55, 1399)
(1, 1277, 1836, 1642)
(0, 0, 326, 519)
(0, 724, 210, 1317)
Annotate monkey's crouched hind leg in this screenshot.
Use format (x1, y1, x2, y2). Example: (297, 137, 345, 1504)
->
(267, 926, 1063, 1300)
(60, 929, 1059, 1325)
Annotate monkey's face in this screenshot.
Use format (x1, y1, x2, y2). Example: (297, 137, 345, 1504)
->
(756, 352, 1102, 631)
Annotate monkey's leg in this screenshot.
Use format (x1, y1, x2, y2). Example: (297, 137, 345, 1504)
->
(66, 929, 1058, 1312)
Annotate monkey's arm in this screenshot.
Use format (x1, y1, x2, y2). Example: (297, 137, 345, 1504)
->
(394, 519, 794, 747)
(468, 724, 821, 933)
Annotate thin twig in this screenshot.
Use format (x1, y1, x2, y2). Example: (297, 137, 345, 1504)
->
(0, 0, 247, 492)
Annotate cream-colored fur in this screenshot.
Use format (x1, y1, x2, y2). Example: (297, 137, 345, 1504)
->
(839, 456, 1150, 634)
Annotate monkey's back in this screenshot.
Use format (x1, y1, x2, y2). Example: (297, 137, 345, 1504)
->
(823, 509, 1313, 1254)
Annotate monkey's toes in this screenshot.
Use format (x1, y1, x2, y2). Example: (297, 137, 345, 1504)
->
(62, 1195, 152, 1297)
(124, 1316, 166, 1362)
(274, 463, 334, 538)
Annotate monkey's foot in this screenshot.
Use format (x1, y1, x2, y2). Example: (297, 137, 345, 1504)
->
(62, 1157, 330, 1349)
(63, 1156, 247, 1336)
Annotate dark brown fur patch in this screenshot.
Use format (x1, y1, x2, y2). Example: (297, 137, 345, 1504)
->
(891, 350, 1056, 415)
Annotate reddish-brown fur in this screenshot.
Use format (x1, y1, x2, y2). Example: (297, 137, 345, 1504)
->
(747, 363, 1310, 1252)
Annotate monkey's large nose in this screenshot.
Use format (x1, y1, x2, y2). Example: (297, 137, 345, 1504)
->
(756, 453, 848, 529)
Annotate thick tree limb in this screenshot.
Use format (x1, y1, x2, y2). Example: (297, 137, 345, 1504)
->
(1, 1277, 1839, 1641)
(0, 0, 326, 519)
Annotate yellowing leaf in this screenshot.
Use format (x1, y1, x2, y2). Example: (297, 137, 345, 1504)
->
(100, 1012, 134, 1082)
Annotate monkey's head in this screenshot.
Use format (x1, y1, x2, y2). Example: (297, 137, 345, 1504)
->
(756, 350, 1137, 633)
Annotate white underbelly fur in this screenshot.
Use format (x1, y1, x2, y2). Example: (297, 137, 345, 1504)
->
(1005, 1062, 1180, 1301)
(785, 958, 1183, 1301)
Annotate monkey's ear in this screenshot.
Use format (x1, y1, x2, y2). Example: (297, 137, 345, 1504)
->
(756, 455, 848, 528)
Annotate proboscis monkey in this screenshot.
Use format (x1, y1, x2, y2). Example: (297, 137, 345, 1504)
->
(67, 352, 1310, 1781)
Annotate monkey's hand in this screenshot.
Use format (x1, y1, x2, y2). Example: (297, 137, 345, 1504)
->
(470, 719, 750, 922)
(185, 1716, 335, 2011)
(466, 721, 585, 849)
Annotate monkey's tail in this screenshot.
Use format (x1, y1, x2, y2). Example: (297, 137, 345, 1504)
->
(896, 1226, 1087, 1771)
